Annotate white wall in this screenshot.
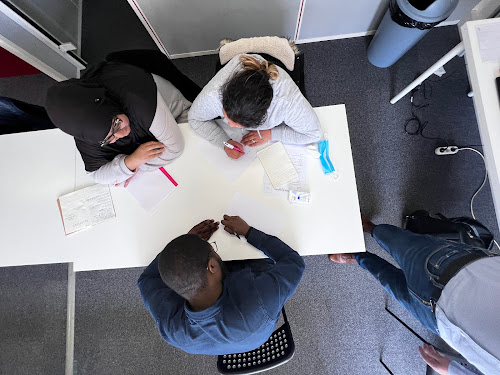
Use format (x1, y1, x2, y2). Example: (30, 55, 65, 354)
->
(129, 0, 302, 57)
(297, 0, 482, 42)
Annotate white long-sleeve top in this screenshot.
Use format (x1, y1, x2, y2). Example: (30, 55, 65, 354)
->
(89, 74, 191, 184)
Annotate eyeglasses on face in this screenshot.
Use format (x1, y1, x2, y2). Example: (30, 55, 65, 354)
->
(209, 241, 218, 253)
(100, 117, 123, 147)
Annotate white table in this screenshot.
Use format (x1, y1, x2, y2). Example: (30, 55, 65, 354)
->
(461, 19, 500, 230)
(0, 105, 365, 272)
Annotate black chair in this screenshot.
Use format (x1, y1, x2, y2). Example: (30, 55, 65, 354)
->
(217, 307, 295, 374)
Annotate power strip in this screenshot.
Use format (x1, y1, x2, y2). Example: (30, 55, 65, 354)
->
(435, 146, 458, 155)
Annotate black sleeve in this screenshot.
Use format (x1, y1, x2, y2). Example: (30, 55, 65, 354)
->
(105, 49, 202, 102)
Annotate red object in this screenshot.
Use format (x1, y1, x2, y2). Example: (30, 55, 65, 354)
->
(0, 47, 40, 78)
(159, 167, 178, 186)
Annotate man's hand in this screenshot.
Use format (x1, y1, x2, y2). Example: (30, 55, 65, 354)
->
(224, 140, 245, 159)
(418, 344, 450, 375)
(125, 141, 165, 171)
(241, 130, 271, 147)
(188, 219, 219, 241)
(221, 215, 251, 237)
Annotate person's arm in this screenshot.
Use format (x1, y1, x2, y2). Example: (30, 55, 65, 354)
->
(188, 89, 230, 148)
(247, 227, 305, 313)
(270, 84, 322, 145)
(221, 215, 305, 317)
(90, 142, 166, 183)
(140, 92, 185, 170)
(88, 154, 135, 185)
(419, 344, 483, 375)
(137, 255, 185, 327)
(187, 56, 244, 149)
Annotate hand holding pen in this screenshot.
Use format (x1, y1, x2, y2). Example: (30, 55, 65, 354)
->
(223, 140, 245, 159)
(221, 215, 251, 240)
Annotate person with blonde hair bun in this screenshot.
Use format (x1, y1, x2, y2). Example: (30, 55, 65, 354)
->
(188, 54, 321, 159)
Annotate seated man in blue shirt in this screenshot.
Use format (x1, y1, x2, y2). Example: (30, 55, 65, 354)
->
(138, 215, 305, 355)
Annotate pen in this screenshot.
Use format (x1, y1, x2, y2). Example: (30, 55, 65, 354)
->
(233, 232, 241, 240)
(223, 141, 245, 153)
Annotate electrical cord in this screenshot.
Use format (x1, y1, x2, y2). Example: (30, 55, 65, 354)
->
(404, 72, 482, 148)
(404, 81, 454, 146)
(457, 147, 500, 250)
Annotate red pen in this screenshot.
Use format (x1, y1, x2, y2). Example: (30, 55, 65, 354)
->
(223, 141, 245, 153)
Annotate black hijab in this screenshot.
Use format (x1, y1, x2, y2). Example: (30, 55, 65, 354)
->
(46, 62, 157, 172)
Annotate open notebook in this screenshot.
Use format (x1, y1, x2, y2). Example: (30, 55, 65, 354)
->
(126, 167, 178, 214)
(257, 142, 298, 189)
(57, 184, 116, 236)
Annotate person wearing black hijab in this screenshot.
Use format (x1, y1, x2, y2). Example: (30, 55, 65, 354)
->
(45, 50, 201, 186)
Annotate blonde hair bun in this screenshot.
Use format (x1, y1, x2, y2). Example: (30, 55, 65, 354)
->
(240, 55, 279, 81)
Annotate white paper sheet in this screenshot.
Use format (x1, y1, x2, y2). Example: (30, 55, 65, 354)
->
(225, 192, 286, 237)
(58, 184, 115, 235)
(257, 142, 298, 189)
(262, 145, 308, 192)
(126, 168, 177, 214)
(194, 119, 259, 183)
(476, 23, 500, 63)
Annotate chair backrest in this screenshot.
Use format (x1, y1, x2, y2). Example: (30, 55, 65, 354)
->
(215, 51, 307, 99)
(217, 307, 295, 374)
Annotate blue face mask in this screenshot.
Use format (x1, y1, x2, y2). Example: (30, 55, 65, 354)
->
(318, 139, 335, 174)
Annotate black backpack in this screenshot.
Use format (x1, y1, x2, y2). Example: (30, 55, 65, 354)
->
(403, 210, 495, 250)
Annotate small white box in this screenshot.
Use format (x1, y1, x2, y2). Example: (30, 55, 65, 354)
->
(288, 190, 311, 205)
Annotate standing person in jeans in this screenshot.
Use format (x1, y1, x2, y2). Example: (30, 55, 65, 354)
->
(138, 215, 305, 355)
(330, 217, 500, 375)
(0, 96, 55, 135)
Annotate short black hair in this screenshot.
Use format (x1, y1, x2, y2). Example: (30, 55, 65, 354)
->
(158, 234, 212, 300)
(221, 70, 273, 127)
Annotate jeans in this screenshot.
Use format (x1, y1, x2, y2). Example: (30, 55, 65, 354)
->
(354, 224, 497, 334)
(0, 96, 55, 135)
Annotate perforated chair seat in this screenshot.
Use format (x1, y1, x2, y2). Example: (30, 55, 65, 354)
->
(217, 308, 295, 374)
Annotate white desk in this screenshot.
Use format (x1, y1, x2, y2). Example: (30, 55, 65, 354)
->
(0, 105, 365, 271)
(461, 19, 500, 230)
(0, 129, 76, 266)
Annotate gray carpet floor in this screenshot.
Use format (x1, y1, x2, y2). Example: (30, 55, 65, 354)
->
(0, 264, 68, 375)
(0, 0, 498, 373)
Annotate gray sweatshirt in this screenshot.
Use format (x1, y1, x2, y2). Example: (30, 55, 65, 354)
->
(188, 54, 322, 148)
